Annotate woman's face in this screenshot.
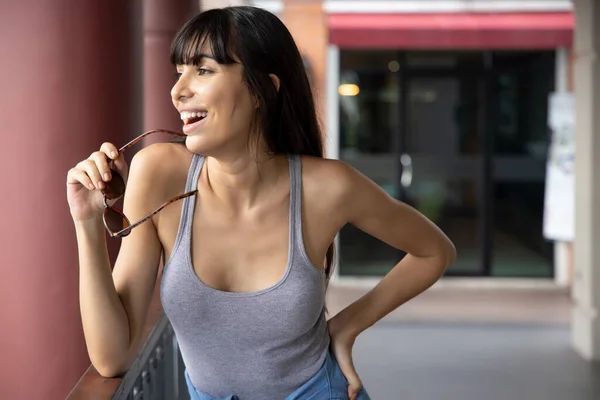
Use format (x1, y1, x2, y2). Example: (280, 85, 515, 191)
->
(171, 46, 257, 156)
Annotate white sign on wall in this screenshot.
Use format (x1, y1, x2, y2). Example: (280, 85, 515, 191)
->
(543, 92, 575, 242)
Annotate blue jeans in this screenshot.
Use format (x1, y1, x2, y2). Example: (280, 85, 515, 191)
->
(185, 351, 371, 400)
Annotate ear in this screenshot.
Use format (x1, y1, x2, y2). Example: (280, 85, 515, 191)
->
(269, 74, 281, 92)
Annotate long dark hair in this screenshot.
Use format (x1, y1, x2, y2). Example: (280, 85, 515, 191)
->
(170, 6, 335, 281)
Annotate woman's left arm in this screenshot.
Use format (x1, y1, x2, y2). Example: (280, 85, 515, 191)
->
(327, 161, 457, 398)
(333, 162, 456, 334)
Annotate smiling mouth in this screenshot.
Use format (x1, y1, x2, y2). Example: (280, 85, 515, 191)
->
(181, 111, 208, 125)
(185, 116, 205, 125)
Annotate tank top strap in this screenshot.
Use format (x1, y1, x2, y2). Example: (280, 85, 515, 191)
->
(185, 153, 205, 192)
(170, 153, 205, 256)
(288, 154, 303, 251)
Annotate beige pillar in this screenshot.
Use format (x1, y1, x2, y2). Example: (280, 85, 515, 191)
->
(281, 1, 328, 123)
(572, 0, 600, 360)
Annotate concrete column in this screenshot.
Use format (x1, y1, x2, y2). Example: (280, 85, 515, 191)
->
(325, 45, 340, 160)
(0, 1, 143, 399)
(553, 48, 573, 288)
(144, 0, 199, 137)
(572, 0, 600, 360)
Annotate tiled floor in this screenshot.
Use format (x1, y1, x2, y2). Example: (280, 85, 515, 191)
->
(353, 322, 600, 400)
(328, 283, 599, 400)
(326, 281, 572, 325)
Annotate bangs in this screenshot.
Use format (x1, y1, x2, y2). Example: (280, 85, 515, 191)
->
(170, 10, 238, 66)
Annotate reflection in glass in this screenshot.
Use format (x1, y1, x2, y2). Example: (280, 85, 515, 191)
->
(338, 52, 401, 276)
(490, 51, 555, 277)
(337, 50, 556, 278)
(404, 77, 481, 275)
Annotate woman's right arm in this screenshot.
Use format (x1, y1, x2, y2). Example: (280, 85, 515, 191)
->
(67, 143, 165, 377)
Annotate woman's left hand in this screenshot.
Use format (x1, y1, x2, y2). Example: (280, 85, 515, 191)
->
(327, 314, 362, 400)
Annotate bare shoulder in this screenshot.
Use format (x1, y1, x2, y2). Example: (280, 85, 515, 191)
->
(299, 155, 398, 226)
(130, 141, 191, 174)
(299, 156, 370, 224)
(300, 156, 371, 201)
(300, 154, 351, 182)
(130, 142, 192, 183)
(125, 142, 194, 210)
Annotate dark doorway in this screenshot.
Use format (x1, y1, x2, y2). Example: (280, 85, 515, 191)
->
(338, 50, 555, 278)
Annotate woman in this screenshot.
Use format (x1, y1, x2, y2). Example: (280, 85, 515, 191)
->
(66, 6, 455, 400)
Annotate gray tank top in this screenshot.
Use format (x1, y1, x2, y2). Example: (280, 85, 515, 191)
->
(160, 154, 330, 400)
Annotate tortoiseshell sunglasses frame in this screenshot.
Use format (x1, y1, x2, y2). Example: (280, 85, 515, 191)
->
(102, 129, 197, 238)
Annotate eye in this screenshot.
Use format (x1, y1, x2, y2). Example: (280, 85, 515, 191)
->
(197, 67, 213, 76)
(173, 71, 182, 80)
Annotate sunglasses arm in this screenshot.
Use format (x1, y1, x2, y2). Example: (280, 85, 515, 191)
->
(109, 190, 198, 238)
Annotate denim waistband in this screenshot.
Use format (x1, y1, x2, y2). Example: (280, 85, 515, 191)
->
(184, 351, 371, 400)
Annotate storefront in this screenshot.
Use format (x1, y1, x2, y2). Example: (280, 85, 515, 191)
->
(323, 2, 574, 278)
(252, 0, 600, 362)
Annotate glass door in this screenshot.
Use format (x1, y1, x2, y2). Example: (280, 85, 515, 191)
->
(400, 75, 485, 275)
(337, 49, 556, 278)
(489, 52, 555, 277)
(337, 50, 485, 277)
(338, 52, 402, 276)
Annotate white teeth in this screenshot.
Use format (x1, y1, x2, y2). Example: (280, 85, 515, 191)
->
(180, 111, 208, 120)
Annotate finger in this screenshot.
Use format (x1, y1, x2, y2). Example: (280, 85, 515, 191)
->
(111, 153, 129, 182)
(348, 384, 361, 400)
(100, 142, 120, 160)
(77, 159, 104, 190)
(347, 377, 362, 400)
(89, 151, 112, 182)
(67, 167, 96, 190)
(99, 142, 128, 181)
(335, 352, 362, 400)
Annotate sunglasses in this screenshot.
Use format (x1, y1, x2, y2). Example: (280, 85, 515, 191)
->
(101, 129, 198, 238)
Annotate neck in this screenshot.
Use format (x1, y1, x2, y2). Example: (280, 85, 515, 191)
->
(204, 151, 285, 210)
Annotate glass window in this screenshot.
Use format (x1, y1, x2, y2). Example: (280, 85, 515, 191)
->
(336, 49, 555, 278)
(338, 51, 401, 276)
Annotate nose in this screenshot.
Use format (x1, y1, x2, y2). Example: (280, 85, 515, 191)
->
(171, 71, 193, 104)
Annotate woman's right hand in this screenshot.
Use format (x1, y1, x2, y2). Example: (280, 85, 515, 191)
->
(66, 142, 129, 222)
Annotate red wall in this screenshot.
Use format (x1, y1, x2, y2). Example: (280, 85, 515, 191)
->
(0, 1, 142, 398)
(144, 0, 199, 134)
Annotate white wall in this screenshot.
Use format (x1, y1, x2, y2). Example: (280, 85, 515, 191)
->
(323, 0, 572, 13)
(201, 0, 247, 9)
(572, 0, 600, 361)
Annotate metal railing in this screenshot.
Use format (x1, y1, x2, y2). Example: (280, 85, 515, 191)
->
(67, 312, 189, 400)
(67, 268, 190, 400)
(113, 315, 189, 400)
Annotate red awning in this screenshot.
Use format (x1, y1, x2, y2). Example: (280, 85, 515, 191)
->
(328, 12, 573, 49)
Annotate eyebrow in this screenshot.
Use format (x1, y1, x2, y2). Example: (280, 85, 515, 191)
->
(176, 52, 217, 67)
(196, 53, 216, 60)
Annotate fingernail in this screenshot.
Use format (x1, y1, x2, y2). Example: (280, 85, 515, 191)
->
(111, 151, 117, 158)
(104, 173, 110, 181)
(88, 183, 95, 190)
(97, 181, 104, 189)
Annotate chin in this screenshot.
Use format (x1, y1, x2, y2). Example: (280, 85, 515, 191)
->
(184, 134, 223, 157)
(184, 129, 252, 159)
